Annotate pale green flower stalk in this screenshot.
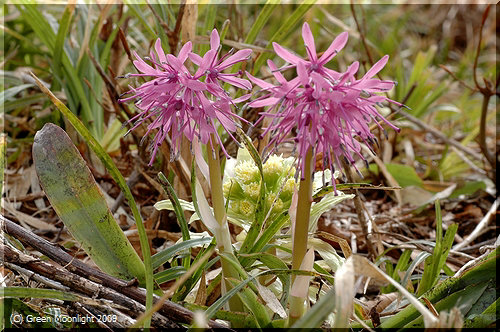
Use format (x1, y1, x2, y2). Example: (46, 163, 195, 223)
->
(288, 148, 313, 326)
(207, 138, 245, 314)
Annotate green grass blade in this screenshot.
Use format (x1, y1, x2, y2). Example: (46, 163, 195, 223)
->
(53, 4, 75, 81)
(405, 281, 490, 328)
(16, 2, 99, 137)
(227, 277, 272, 328)
(464, 297, 499, 328)
(157, 172, 191, 246)
(252, 1, 316, 74)
(30, 73, 154, 328)
(152, 237, 213, 270)
(198, 4, 217, 55)
(380, 248, 498, 330)
(417, 200, 457, 296)
(33, 123, 145, 281)
(154, 266, 187, 284)
(122, 1, 157, 39)
(0, 84, 34, 106)
(3, 287, 80, 302)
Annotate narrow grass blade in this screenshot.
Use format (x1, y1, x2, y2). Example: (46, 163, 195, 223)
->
(3, 287, 79, 302)
(154, 266, 187, 284)
(417, 200, 457, 296)
(157, 172, 191, 243)
(53, 3, 75, 80)
(380, 248, 498, 329)
(252, 1, 316, 73)
(152, 237, 213, 270)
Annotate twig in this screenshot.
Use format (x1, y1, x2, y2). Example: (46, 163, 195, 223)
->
(452, 198, 499, 251)
(350, 3, 375, 69)
(2, 244, 176, 328)
(1, 215, 231, 329)
(111, 169, 142, 214)
(472, 5, 491, 90)
(396, 108, 484, 162)
(167, 1, 187, 54)
(439, 64, 477, 92)
(341, 158, 377, 259)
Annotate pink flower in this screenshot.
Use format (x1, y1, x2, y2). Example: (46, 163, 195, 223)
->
(119, 31, 252, 165)
(248, 22, 401, 190)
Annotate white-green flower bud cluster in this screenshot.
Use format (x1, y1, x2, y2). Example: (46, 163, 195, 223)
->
(223, 154, 297, 220)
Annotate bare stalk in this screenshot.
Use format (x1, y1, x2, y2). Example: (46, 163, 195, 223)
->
(206, 136, 245, 315)
(288, 148, 313, 325)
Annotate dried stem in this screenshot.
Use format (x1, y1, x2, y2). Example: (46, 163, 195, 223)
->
(1, 215, 229, 329)
(341, 158, 377, 259)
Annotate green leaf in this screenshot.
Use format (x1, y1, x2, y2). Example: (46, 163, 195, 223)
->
(152, 237, 213, 270)
(53, 4, 75, 81)
(417, 201, 457, 296)
(33, 123, 145, 281)
(449, 181, 486, 199)
(370, 163, 423, 188)
(0, 84, 34, 106)
(154, 266, 187, 284)
(228, 278, 272, 328)
(380, 248, 498, 329)
(100, 119, 128, 153)
(464, 297, 499, 328)
(30, 74, 154, 328)
(2, 287, 79, 302)
(405, 281, 490, 328)
(157, 172, 191, 268)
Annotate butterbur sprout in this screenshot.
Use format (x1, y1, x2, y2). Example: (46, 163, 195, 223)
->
(248, 22, 401, 190)
(119, 31, 252, 165)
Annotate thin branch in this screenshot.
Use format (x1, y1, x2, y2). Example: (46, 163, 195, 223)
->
(439, 64, 477, 92)
(2, 245, 176, 328)
(472, 4, 491, 91)
(1, 216, 230, 330)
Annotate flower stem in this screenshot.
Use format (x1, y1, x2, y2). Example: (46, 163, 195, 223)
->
(206, 137, 245, 315)
(288, 148, 313, 326)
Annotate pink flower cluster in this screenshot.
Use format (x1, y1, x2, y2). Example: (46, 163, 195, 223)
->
(248, 23, 401, 186)
(121, 23, 401, 186)
(119, 30, 252, 165)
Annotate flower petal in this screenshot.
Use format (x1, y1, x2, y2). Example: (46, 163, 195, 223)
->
(210, 29, 220, 51)
(362, 55, 389, 80)
(218, 49, 252, 70)
(273, 42, 303, 65)
(318, 31, 348, 65)
(189, 52, 203, 66)
(249, 97, 280, 108)
(133, 51, 157, 74)
(232, 93, 252, 103)
(154, 38, 167, 64)
(302, 22, 317, 60)
(246, 71, 275, 89)
(219, 75, 252, 90)
(297, 61, 309, 86)
(267, 59, 287, 85)
(178, 41, 192, 63)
